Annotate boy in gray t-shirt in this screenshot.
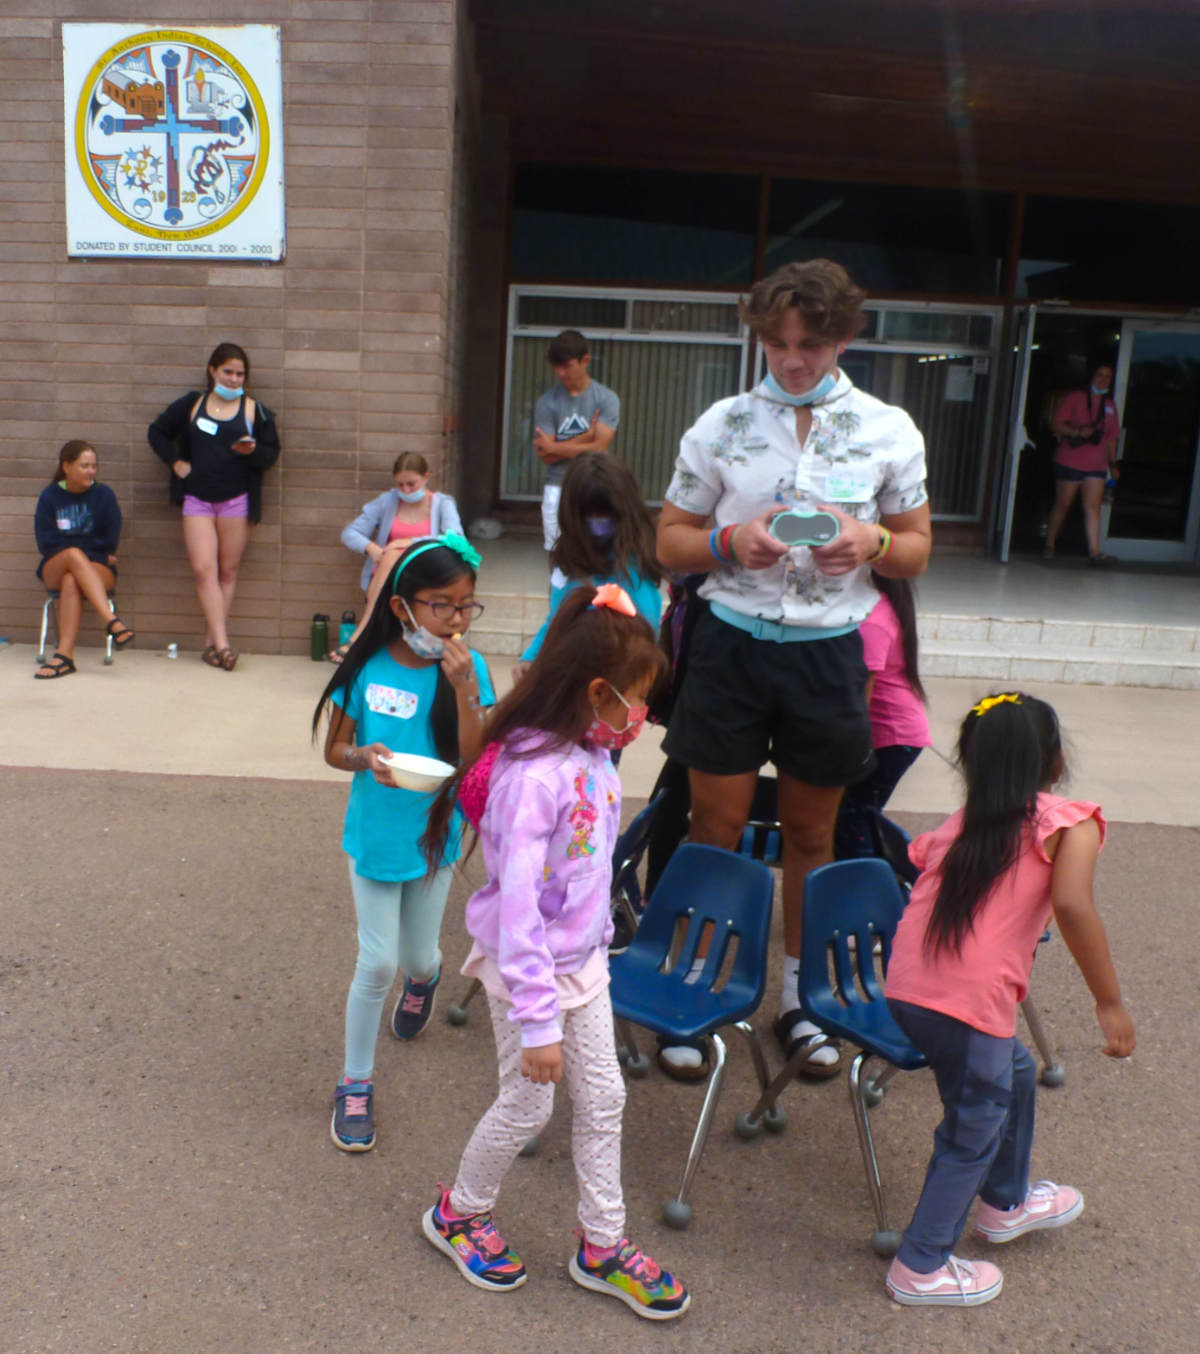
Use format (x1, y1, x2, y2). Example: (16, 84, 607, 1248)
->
(533, 329, 620, 552)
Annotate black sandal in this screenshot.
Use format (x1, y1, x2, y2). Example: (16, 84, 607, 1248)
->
(774, 1010, 842, 1081)
(105, 618, 135, 649)
(654, 1034, 712, 1083)
(34, 651, 76, 680)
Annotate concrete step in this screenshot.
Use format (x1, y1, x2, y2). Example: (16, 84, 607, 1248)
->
(472, 587, 1200, 688)
(920, 614, 1200, 688)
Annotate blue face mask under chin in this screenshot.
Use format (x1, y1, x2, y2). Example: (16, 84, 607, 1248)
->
(213, 382, 243, 401)
(400, 598, 445, 659)
(762, 369, 837, 406)
(397, 487, 427, 504)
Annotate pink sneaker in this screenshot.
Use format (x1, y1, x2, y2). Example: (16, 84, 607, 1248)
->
(886, 1255, 1003, 1307)
(974, 1181, 1083, 1243)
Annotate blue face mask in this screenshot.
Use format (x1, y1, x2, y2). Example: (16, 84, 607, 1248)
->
(1090, 384, 1109, 395)
(400, 599, 445, 659)
(213, 382, 243, 401)
(762, 369, 838, 407)
(586, 515, 615, 541)
(397, 487, 427, 504)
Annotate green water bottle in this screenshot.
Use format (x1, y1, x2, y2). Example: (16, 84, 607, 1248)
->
(310, 613, 329, 661)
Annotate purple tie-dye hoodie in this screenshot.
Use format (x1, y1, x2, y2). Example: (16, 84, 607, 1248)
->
(464, 732, 621, 1046)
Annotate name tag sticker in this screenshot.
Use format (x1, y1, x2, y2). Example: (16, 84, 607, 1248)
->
(365, 682, 418, 719)
(824, 472, 874, 502)
(195, 417, 219, 436)
(57, 517, 72, 530)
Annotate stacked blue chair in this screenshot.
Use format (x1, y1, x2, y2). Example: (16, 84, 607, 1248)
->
(610, 842, 778, 1229)
(737, 857, 925, 1255)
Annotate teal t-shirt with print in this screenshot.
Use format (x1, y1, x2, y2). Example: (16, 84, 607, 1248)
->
(332, 646, 495, 881)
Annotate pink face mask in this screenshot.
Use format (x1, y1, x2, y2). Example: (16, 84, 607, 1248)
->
(586, 681, 648, 751)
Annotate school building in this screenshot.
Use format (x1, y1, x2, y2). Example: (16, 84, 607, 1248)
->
(4, 1, 1200, 653)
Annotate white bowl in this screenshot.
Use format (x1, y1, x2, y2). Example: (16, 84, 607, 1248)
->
(379, 752, 455, 792)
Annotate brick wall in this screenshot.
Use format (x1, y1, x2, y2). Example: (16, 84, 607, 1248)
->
(0, 2, 468, 654)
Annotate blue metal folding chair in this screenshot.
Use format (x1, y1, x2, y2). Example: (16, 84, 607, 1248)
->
(737, 857, 925, 1255)
(610, 842, 777, 1229)
(445, 789, 666, 1026)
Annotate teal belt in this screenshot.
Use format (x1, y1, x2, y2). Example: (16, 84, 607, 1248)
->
(710, 601, 858, 644)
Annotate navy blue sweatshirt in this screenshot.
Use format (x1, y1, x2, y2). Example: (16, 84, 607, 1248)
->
(34, 481, 123, 579)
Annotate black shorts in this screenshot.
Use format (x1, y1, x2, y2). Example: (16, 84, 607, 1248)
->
(662, 606, 875, 787)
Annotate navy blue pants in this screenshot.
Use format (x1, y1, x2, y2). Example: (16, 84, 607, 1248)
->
(889, 1000, 1036, 1272)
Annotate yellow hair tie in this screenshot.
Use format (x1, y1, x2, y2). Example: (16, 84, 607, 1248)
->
(971, 692, 1023, 717)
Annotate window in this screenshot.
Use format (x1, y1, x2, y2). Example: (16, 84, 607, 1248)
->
(1019, 195, 1200, 306)
(766, 179, 1010, 296)
(511, 165, 758, 285)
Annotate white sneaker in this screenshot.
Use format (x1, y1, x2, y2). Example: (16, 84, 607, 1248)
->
(886, 1254, 1003, 1307)
(974, 1181, 1084, 1243)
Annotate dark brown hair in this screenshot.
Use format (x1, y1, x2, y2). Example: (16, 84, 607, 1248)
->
(421, 586, 666, 872)
(392, 451, 430, 476)
(547, 329, 589, 365)
(54, 439, 95, 484)
(205, 342, 251, 390)
(871, 573, 926, 705)
(551, 453, 662, 588)
(739, 260, 866, 342)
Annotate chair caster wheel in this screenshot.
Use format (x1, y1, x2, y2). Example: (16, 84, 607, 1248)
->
(446, 1004, 470, 1026)
(518, 1136, 540, 1158)
(1040, 1064, 1066, 1087)
(662, 1199, 692, 1230)
(625, 1052, 651, 1079)
(872, 1229, 901, 1257)
(862, 1079, 886, 1109)
(763, 1104, 788, 1133)
(734, 1112, 761, 1141)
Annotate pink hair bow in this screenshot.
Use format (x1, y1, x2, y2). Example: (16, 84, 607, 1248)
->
(591, 583, 636, 616)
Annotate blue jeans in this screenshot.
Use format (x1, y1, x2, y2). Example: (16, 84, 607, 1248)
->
(343, 859, 452, 1080)
(889, 1000, 1036, 1272)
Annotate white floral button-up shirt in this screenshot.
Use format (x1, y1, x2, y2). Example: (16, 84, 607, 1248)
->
(665, 373, 928, 629)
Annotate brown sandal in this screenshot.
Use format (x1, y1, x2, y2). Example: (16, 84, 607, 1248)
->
(201, 645, 238, 670)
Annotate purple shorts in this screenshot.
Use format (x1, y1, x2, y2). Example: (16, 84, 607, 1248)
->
(182, 492, 250, 519)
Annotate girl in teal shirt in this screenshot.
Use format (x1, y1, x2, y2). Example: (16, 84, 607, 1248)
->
(313, 534, 495, 1153)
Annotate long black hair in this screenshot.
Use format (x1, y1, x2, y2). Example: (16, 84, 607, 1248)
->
(312, 540, 477, 764)
(551, 452, 662, 589)
(871, 573, 925, 704)
(925, 692, 1063, 957)
(421, 585, 665, 873)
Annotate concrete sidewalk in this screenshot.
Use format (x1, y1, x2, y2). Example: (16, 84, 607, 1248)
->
(2, 640, 1197, 824)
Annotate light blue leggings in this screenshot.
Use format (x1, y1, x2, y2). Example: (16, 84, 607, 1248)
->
(343, 859, 453, 1080)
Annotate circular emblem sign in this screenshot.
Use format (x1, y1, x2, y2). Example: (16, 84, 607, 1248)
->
(74, 29, 269, 240)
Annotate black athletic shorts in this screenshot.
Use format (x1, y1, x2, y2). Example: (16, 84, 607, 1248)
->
(662, 606, 875, 787)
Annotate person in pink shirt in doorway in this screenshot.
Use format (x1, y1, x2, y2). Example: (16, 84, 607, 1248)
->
(1044, 361, 1121, 564)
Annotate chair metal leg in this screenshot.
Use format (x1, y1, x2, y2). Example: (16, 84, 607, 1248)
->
(1021, 995, 1065, 1087)
(615, 1016, 650, 1076)
(848, 1052, 903, 1256)
(740, 1029, 832, 1127)
(731, 1022, 788, 1137)
(104, 594, 115, 664)
(446, 977, 482, 1026)
(663, 1031, 728, 1229)
(37, 595, 53, 665)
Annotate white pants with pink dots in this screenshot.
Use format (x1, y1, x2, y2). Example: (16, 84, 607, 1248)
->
(449, 987, 627, 1246)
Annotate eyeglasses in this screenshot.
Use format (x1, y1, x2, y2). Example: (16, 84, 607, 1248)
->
(413, 598, 486, 622)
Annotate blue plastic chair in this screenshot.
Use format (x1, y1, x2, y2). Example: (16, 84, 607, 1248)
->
(445, 789, 666, 1026)
(738, 857, 924, 1255)
(610, 842, 777, 1229)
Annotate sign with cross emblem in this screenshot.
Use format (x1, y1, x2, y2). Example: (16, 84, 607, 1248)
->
(63, 24, 284, 260)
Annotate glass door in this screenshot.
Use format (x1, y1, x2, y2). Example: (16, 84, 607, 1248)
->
(996, 305, 1036, 562)
(1105, 323, 1200, 561)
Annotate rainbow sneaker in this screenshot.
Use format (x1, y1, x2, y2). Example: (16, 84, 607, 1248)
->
(421, 1185, 526, 1292)
(568, 1237, 690, 1320)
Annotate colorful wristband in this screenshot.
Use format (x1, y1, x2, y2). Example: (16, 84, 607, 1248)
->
(866, 526, 894, 565)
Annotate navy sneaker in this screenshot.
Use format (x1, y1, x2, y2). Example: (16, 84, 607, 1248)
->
(390, 968, 441, 1041)
(331, 1079, 375, 1152)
